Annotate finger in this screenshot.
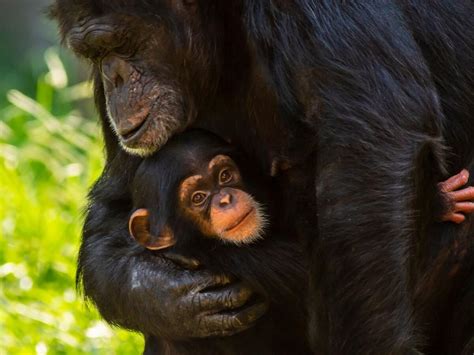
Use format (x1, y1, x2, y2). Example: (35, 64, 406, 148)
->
(165, 268, 232, 293)
(442, 213, 465, 224)
(439, 169, 469, 192)
(449, 187, 474, 202)
(194, 272, 234, 292)
(196, 301, 269, 338)
(192, 282, 254, 312)
(163, 252, 201, 270)
(454, 202, 474, 213)
(172, 272, 232, 295)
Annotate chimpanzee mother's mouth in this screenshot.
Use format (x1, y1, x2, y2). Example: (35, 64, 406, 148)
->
(121, 114, 150, 143)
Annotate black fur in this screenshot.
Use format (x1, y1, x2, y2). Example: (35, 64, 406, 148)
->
(131, 131, 309, 355)
(50, 1, 474, 354)
(107, 130, 310, 354)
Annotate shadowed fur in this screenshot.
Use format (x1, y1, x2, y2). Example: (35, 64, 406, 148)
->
(50, 1, 474, 354)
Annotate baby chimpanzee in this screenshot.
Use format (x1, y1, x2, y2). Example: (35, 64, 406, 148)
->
(128, 130, 474, 355)
(129, 130, 310, 355)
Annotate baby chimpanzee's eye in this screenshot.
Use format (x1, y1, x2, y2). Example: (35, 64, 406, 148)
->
(219, 169, 233, 184)
(191, 191, 208, 206)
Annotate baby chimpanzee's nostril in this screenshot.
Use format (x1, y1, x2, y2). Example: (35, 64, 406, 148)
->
(219, 193, 232, 207)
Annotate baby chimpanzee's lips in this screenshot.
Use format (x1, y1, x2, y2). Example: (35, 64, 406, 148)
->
(224, 208, 255, 232)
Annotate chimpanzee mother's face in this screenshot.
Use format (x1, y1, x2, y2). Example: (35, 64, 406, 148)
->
(54, 1, 219, 155)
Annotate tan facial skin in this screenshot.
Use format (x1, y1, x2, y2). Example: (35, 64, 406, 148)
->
(129, 155, 267, 250)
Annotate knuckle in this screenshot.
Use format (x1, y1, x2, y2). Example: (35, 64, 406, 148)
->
(221, 315, 232, 330)
(231, 314, 243, 327)
(194, 273, 215, 291)
(190, 291, 203, 311)
(195, 314, 205, 333)
(216, 293, 226, 307)
(224, 289, 234, 308)
(209, 329, 231, 337)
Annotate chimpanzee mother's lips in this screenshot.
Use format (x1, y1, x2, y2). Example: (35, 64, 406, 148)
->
(122, 116, 149, 142)
(118, 110, 150, 142)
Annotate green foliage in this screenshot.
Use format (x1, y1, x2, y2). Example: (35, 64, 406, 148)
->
(0, 48, 143, 354)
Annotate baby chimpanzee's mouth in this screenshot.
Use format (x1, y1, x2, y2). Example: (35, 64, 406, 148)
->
(224, 208, 254, 232)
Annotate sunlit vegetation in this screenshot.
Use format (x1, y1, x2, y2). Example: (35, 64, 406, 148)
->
(0, 48, 143, 354)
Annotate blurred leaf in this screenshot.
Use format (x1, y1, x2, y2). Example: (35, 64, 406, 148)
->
(61, 81, 94, 102)
(0, 47, 143, 353)
(44, 47, 68, 89)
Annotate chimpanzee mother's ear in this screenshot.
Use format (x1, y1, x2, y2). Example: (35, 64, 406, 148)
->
(129, 209, 176, 250)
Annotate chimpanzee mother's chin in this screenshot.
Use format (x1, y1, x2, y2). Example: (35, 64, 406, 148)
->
(115, 111, 191, 157)
(118, 124, 177, 157)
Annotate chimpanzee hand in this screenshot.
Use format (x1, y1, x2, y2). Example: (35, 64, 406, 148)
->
(79, 229, 268, 340)
(438, 169, 474, 224)
(133, 253, 269, 339)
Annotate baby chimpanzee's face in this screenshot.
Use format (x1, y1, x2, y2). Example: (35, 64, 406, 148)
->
(177, 154, 267, 244)
(129, 152, 267, 251)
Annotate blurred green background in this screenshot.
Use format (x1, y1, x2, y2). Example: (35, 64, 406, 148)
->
(0, 1, 143, 353)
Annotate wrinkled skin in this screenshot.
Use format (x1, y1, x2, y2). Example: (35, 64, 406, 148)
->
(116, 257, 265, 339)
(58, 8, 211, 156)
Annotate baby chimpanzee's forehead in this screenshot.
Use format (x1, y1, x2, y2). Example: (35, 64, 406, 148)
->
(183, 155, 237, 184)
(136, 130, 237, 182)
(175, 150, 237, 181)
(152, 130, 234, 165)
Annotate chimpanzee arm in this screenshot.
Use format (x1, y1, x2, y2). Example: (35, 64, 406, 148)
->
(78, 151, 262, 339)
(247, 1, 447, 353)
(308, 4, 445, 353)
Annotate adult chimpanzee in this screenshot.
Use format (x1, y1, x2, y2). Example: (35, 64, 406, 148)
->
(50, 1, 474, 354)
(128, 129, 309, 354)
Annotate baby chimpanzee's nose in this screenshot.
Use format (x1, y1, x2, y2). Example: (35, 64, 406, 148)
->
(219, 192, 233, 207)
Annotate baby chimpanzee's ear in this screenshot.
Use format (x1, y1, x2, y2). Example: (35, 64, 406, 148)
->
(129, 209, 176, 250)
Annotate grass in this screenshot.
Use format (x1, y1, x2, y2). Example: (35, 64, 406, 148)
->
(0, 48, 143, 354)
